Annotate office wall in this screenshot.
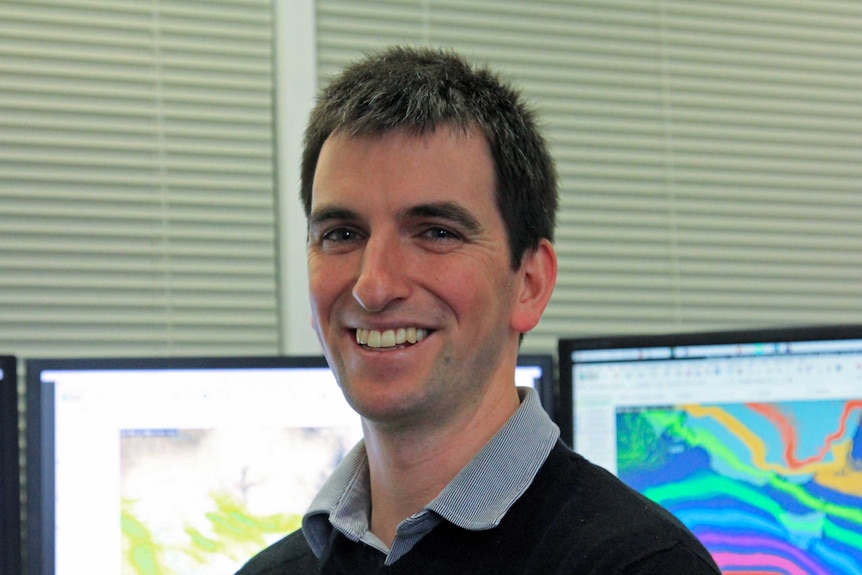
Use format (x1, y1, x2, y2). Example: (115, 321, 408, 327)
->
(1, 1, 861, 362)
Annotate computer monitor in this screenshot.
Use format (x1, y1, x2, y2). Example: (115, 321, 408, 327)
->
(25, 355, 361, 575)
(0, 355, 21, 575)
(25, 352, 556, 575)
(559, 325, 862, 575)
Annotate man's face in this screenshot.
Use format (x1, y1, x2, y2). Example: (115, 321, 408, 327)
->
(306, 128, 529, 430)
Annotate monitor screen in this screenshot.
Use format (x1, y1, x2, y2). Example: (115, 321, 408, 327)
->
(0, 355, 21, 575)
(559, 325, 862, 575)
(26, 353, 556, 575)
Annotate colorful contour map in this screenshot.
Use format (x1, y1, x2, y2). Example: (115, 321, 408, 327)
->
(617, 399, 862, 575)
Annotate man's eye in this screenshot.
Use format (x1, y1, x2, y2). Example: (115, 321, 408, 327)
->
(423, 227, 460, 241)
(323, 228, 358, 242)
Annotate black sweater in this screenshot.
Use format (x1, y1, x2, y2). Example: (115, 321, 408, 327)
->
(235, 442, 721, 574)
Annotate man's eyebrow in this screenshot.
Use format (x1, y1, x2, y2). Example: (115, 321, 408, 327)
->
(403, 202, 482, 233)
(308, 205, 361, 227)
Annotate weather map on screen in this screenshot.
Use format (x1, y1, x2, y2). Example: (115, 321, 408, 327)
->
(119, 425, 358, 574)
(617, 400, 862, 575)
(560, 326, 862, 575)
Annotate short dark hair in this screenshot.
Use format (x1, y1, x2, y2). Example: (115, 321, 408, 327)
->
(301, 45, 557, 269)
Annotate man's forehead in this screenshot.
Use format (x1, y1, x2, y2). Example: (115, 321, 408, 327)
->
(309, 125, 501, 232)
(312, 127, 495, 197)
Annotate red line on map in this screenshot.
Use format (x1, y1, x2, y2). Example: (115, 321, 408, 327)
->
(746, 401, 862, 470)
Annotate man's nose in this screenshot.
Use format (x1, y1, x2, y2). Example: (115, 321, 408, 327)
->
(352, 235, 409, 312)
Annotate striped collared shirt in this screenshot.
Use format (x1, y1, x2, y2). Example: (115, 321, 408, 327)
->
(302, 387, 560, 566)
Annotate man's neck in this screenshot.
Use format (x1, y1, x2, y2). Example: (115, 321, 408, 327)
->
(362, 385, 521, 547)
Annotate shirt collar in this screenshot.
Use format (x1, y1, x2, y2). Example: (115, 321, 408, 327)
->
(302, 439, 371, 554)
(427, 387, 560, 529)
(302, 387, 560, 558)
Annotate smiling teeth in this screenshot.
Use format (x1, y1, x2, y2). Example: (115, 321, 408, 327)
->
(356, 327, 428, 348)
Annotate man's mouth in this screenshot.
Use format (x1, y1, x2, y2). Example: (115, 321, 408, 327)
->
(355, 327, 429, 349)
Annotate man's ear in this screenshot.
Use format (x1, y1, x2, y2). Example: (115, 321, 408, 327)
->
(510, 238, 557, 334)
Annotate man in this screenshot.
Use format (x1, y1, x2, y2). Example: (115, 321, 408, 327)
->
(237, 46, 720, 574)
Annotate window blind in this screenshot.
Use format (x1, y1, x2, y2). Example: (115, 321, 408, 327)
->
(0, 0, 280, 358)
(316, 0, 862, 353)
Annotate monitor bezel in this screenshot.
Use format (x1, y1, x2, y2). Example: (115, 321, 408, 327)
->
(558, 323, 862, 448)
